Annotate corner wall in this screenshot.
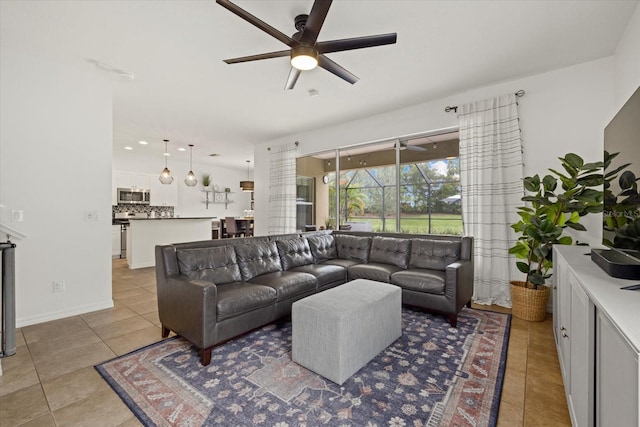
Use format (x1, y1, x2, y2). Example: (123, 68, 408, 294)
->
(614, 2, 640, 108)
(0, 48, 114, 327)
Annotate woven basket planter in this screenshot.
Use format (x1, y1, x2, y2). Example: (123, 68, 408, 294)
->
(510, 281, 550, 322)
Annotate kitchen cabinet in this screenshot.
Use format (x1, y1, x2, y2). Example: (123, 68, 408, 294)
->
(149, 178, 177, 206)
(554, 246, 640, 427)
(116, 171, 150, 190)
(111, 225, 121, 257)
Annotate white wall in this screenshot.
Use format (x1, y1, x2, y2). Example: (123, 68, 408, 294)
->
(0, 48, 114, 327)
(112, 156, 253, 218)
(613, 2, 640, 109)
(254, 57, 615, 246)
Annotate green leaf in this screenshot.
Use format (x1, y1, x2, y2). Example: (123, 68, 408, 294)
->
(557, 236, 573, 245)
(516, 262, 530, 274)
(564, 153, 584, 170)
(620, 171, 637, 189)
(529, 272, 546, 286)
(523, 175, 540, 193)
(566, 222, 587, 231)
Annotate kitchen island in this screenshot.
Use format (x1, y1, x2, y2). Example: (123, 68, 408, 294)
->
(127, 217, 214, 269)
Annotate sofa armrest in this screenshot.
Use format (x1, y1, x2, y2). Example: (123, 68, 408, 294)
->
(157, 275, 219, 349)
(445, 260, 474, 309)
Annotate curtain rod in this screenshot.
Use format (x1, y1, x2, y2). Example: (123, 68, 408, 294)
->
(444, 90, 525, 113)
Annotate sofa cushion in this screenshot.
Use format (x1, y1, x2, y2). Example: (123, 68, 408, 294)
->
(368, 236, 410, 268)
(249, 271, 317, 301)
(276, 237, 314, 270)
(176, 246, 242, 285)
(390, 269, 446, 294)
(235, 241, 282, 281)
(409, 239, 461, 271)
(348, 263, 403, 283)
(319, 258, 360, 269)
(215, 282, 277, 321)
(307, 234, 337, 261)
(335, 234, 372, 263)
(290, 264, 347, 288)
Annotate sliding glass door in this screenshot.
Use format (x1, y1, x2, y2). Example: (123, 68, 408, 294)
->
(295, 129, 461, 235)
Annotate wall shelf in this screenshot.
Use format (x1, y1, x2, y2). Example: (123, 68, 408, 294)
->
(202, 190, 234, 209)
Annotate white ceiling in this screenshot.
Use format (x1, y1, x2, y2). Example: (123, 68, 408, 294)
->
(1, 0, 637, 170)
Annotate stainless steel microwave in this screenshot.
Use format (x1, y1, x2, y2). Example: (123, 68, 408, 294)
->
(117, 188, 150, 205)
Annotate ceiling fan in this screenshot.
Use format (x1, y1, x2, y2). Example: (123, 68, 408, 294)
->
(216, 0, 397, 89)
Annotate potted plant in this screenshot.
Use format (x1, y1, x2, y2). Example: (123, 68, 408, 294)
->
(201, 173, 211, 189)
(509, 153, 603, 321)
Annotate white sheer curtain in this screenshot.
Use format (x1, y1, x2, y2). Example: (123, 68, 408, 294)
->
(268, 142, 298, 235)
(458, 93, 523, 307)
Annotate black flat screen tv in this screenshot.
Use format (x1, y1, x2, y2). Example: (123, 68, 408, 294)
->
(592, 86, 640, 279)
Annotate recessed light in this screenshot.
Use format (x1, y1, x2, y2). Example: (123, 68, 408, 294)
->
(164, 152, 170, 156)
(124, 146, 133, 150)
(308, 89, 319, 97)
(138, 140, 148, 145)
(178, 147, 186, 152)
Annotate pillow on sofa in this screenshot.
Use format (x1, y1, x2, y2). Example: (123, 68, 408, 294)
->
(369, 236, 411, 268)
(307, 234, 337, 261)
(176, 246, 242, 284)
(276, 237, 314, 270)
(235, 241, 283, 281)
(410, 238, 461, 271)
(335, 234, 372, 263)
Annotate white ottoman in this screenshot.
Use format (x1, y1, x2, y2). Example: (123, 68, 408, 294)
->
(292, 279, 402, 385)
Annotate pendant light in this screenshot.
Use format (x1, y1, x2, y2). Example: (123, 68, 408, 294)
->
(239, 160, 254, 192)
(159, 139, 174, 184)
(184, 144, 197, 187)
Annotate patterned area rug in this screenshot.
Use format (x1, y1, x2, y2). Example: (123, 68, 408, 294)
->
(96, 307, 510, 427)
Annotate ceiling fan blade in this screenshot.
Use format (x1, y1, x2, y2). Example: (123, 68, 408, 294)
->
(317, 33, 397, 54)
(318, 55, 358, 84)
(406, 145, 426, 152)
(301, 0, 332, 44)
(216, 0, 296, 47)
(224, 50, 290, 64)
(284, 68, 302, 90)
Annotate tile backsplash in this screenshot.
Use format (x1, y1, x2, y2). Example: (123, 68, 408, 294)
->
(112, 204, 175, 218)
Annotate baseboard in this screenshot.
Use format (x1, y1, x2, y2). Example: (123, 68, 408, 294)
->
(16, 300, 114, 328)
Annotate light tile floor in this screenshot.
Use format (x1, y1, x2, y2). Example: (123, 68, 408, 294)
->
(0, 258, 570, 426)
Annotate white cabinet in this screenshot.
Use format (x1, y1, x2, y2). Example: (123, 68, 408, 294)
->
(116, 171, 133, 189)
(116, 171, 150, 190)
(111, 225, 121, 257)
(149, 178, 177, 207)
(596, 310, 638, 427)
(554, 246, 640, 427)
(555, 259, 595, 427)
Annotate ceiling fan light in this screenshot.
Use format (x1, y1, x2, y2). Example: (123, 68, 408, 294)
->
(291, 46, 318, 70)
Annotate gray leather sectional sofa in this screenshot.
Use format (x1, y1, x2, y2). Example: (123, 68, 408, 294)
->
(155, 231, 473, 366)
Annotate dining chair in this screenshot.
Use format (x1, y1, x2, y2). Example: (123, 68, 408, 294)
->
(225, 217, 244, 238)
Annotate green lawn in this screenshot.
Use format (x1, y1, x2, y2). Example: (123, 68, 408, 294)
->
(347, 214, 463, 235)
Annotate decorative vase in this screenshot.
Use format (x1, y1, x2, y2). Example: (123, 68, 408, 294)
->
(510, 281, 550, 322)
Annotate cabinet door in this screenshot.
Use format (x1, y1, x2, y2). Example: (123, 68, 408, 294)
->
(568, 274, 594, 427)
(149, 178, 177, 206)
(116, 171, 133, 189)
(556, 258, 571, 379)
(132, 173, 150, 190)
(596, 310, 639, 427)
